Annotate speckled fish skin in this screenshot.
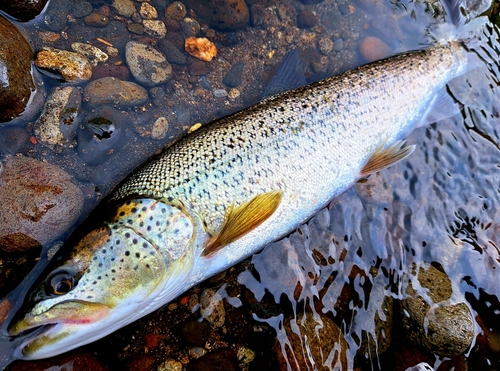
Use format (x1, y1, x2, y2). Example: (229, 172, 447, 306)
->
(10, 42, 470, 360)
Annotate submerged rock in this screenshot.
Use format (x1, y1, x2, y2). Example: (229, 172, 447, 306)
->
(83, 76, 148, 108)
(0, 156, 83, 252)
(125, 41, 172, 86)
(184, 0, 249, 31)
(35, 47, 92, 82)
(185, 37, 217, 62)
(0, 15, 35, 123)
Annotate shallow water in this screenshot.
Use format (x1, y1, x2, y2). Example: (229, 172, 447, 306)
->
(0, 0, 500, 370)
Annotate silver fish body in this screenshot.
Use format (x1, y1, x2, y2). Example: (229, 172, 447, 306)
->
(9, 42, 470, 359)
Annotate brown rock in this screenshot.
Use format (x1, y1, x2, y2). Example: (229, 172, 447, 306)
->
(165, 1, 187, 21)
(359, 36, 392, 62)
(35, 47, 92, 82)
(0, 15, 35, 123)
(83, 77, 148, 108)
(184, 0, 249, 30)
(0, 156, 84, 252)
(128, 355, 156, 371)
(144, 333, 160, 349)
(84, 11, 110, 27)
(185, 37, 217, 62)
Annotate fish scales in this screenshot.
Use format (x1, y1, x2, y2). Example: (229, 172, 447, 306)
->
(9, 42, 470, 360)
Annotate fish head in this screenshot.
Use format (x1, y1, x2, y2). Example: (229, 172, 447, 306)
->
(8, 198, 198, 359)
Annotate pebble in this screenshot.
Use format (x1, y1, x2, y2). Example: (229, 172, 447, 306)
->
(157, 359, 183, 371)
(126, 41, 173, 86)
(84, 77, 148, 108)
(222, 61, 245, 88)
(144, 333, 160, 349)
(151, 117, 169, 139)
(185, 0, 249, 30)
(181, 18, 200, 38)
(0, 15, 35, 123)
(274, 312, 348, 370)
(150, 87, 166, 106)
(333, 38, 344, 51)
(0, 0, 48, 21)
(35, 47, 92, 82)
(236, 346, 256, 365)
(42, 0, 70, 31)
(297, 9, 318, 29)
(76, 106, 132, 166)
(185, 37, 217, 62)
(400, 263, 475, 357)
(0, 156, 84, 252)
(143, 19, 167, 38)
(200, 288, 226, 327)
(318, 37, 334, 55)
(72, 1, 93, 18)
(180, 319, 211, 346)
(34, 86, 82, 152)
(228, 88, 240, 100)
(159, 39, 187, 65)
(112, 0, 136, 17)
(128, 23, 145, 35)
(189, 347, 206, 358)
(84, 11, 110, 27)
(140, 2, 158, 19)
(165, 1, 187, 22)
(359, 36, 392, 62)
(128, 355, 156, 371)
(188, 61, 209, 76)
(71, 43, 108, 67)
(213, 89, 228, 98)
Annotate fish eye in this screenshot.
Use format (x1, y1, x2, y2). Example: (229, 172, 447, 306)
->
(47, 270, 75, 295)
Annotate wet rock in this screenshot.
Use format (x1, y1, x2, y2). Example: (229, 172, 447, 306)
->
(184, 0, 249, 31)
(297, 9, 318, 29)
(143, 19, 167, 38)
(157, 359, 183, 371)
(151, 117, 169, 139)
(179, 319, 211, 346)
(0, 127, 31, 155)
(250, 4, 266, 27)
(159, 39, 187, 65)
(71, 43, 108, 67)
(359, 36, 392, 62)
(150, 87, 166, 106)
(0, 156, 84, 252)
(84, 10, 111, 27)
(83, 77, 148, 108)
(222, 61, 245, 88)
(165, 2, 187, 21)
(72, 0, 93, 18)
(144, 333, 160, 349)
(188, 61, 209, 76)
(200, 288, 226, 327)
(318, 37, 334, 55)
(128, 355, 156, 371)
(34, 86, 82, 152)
(92, 65, 130, 80)
(125, 41, 173, 86)
(76, 106, 132, 166)
(186, 348, 238, 371)
(0, 15, 35, 123)
(128, 23, 145, 35)
(0, 0, 48, 21)
(42, 0, 70, 31)
(112, 0, 136, 17)
(228, 88, 240, 100)
(35, 47, 92, 82)
(181, 18, 200, 38)
(213, 89, 227, 98)
(140, 2, 158, 19)
(237, 346, 256, 365)
(185, 37, 217, 62)
(275, 312, 348, 371)
(400, 263, 475, 357)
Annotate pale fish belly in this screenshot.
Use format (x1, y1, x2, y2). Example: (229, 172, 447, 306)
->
(113, 42, 469, 285)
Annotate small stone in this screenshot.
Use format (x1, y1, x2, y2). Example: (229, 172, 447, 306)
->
(106, 46, 119, 57)
(151, 117, 169, 139)
(185, 0, 249, 30)
(150, 87, 166, 106)
(140, 2, 158, 19)
(84, 11, 110, 27)
(128, 355, 156, 371)
(185, 37, 217, 62)
(112, 0, 136, 17)
(237, 346, 256, 365)
(222, 61, 244, 88)
(165, 1, 187, 22)
(72, 0, 93, 18)
(128, 23, 145, 34)
(228, 88, 240, 100)
(181, 18, 200, 38)
(0, 156, 84, 252)
(34, 86, 81, 152)
(188, 61, 209, 76)
(200, 288, 225, 327)
(297, 9, 318, 29)
(333, 38, 344, 51)
(188, 123, 202, 133)
(71, 42, 108, 67)
(189, 347, 206, 359)
(84, 77, 148, 108)
(359, 36, 392, 62)
(213, 89, 228, 98)
(144, 333, 160, 349)
(157, 359, 182, 371)
(126, 41, 172, 86)
(35, 47, 92, 82)
(180, 319, 211, 346)
(42, 0, 69, 31)
(318, 37, 334, 55)
(158, 39, 187, 65)
(143, 20, 167, 38)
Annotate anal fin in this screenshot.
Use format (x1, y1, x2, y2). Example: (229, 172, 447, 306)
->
(361, 140, 415, 177)
(202, 191, 283, 257)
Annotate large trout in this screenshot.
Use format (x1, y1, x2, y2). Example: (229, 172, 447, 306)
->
(8, 41, 472, 359)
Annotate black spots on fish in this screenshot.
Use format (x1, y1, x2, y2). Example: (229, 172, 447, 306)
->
(135, 252, 140, 258)
(132, 238, 138, 244)
(97, 276, 102, 280)
(87, 269, 91, 273)
(92, 281, 97, 285)
(142, 242, 148, 249)
(112, 225, 118, 230)
(147, 226, 152, 231)
(125, 232, 130, 238)
(156, 221, 161, 227)
(87, 295, 93, 299)
(142, 206, 147, 212)
(98, 263, 103, 268)
(93, 256, 97, 261)
(119, 211, 125, 217)
(131, 207, 137, 214)
(133, 265, 139, 271)
(146, 264, 150, 269)
(101, 249, 106, 254)
(139, 221, 144, 227)
(125, 251, 130, 256)
(127, 219, 133, 224)
(167, 196, 173, 202)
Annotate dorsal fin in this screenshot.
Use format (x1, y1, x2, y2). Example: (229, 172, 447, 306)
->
(202, 191, 283, 257)
(360, 140, 415, 177)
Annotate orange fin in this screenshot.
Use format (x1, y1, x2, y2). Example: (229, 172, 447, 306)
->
(202, 191, 283, 257)
(361, 140, 415, 177)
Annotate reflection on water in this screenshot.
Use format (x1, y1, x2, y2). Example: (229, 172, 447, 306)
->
(0, 0, 499, 369)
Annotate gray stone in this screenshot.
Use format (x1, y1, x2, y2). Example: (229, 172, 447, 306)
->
(125, 41, 172, 87)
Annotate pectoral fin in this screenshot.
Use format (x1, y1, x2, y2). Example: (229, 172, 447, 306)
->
(202, 191, 283, 257)
(360, 140, 415, 177)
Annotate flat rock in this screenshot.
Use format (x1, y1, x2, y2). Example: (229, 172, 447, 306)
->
(35, 47, 92, 82)
(0, 156, 84, 252)
(0, 15, 35, 123)
(125, 41, 172, 86)
(83, 76, 148, 108)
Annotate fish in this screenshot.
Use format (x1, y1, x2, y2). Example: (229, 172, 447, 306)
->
(7, 40, 474, 360)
